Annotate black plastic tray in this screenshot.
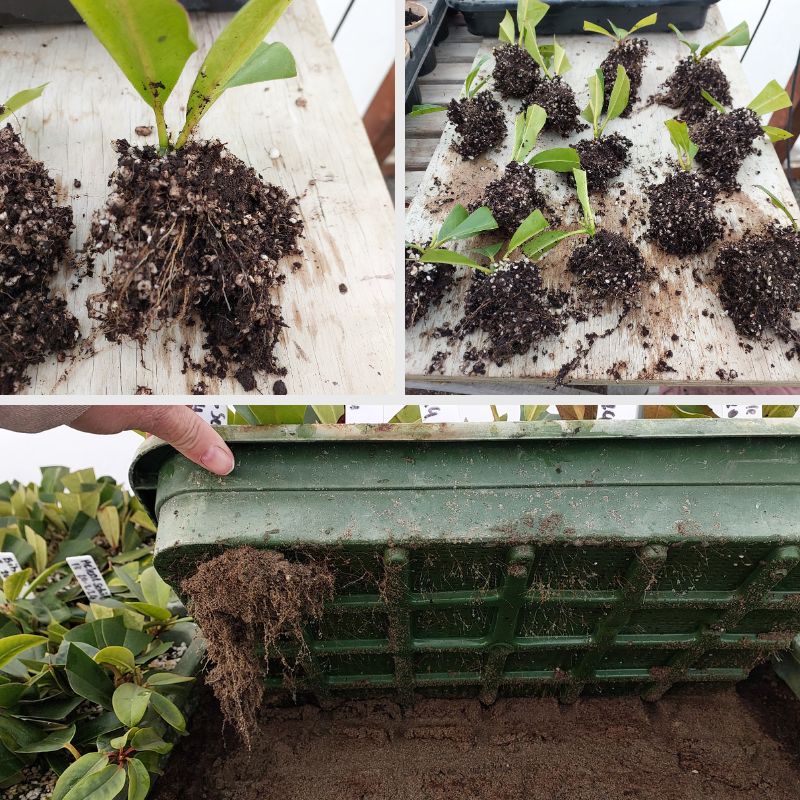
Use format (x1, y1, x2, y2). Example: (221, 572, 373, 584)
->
(446, 0, 720, 37)
(0, 0, 244, 26)
(405, 0, 449, 103)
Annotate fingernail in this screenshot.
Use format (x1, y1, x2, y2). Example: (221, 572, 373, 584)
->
(201, 445, 235, 475)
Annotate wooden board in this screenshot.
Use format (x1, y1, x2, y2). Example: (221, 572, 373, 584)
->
(405, 7, 800, 390)
(3, 0, 394, 396)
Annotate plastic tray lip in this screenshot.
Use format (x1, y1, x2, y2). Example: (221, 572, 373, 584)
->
(446, 0, 720, 8)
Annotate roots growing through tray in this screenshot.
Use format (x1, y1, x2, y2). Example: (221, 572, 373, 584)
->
(492, 43, 540, 98)
(715, 224, 800, 341)
(572, 134, 632, 191)
(524, 77, 585, 137)
(447, 94, 506, 159)
(601, 38, 649, 117)
(0, 125, 79, 393)
(82, 139, 303, 391)
(182, 547, 334, 747)
(647, 170, 723, 255)
(692, 108, 763, 188)
(405, 250, 457, 328)
(475, 162, 548, 233)
(658, 56, 733, 123)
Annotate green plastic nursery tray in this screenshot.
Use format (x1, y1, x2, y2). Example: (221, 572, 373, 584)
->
(131, 420, 800, 704)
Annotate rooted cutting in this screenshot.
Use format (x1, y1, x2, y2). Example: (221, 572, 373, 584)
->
(600, 38, 648, 117)
(658, 57, 732, 122)
(405, 254, 456, 328)
(524, 77, 584, 136)
(447, 93, 506, 159)
(692, 107, 763, 188)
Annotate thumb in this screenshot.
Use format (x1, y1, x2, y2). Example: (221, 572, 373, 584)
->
(135, 407, 235, 476)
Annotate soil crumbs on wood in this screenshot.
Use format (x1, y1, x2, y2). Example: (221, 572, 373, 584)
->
(657, 56, 732, 123)
(600, 37, 649, 117)
(524, 77, 585, 136)
(405, 252, 456, 328)
(692, 108, 763, 188)
(447, 94, 507, 159)
(492, 43, 540, 98)
(405, 9, 422, 25)
(573, 134, 632, 191)
(475, 161, 548, 233)
(81, 139, 303, 391)
(0, 125, 79, 394)
(181, 547, 333, 747)
(153, 666, 800, 800)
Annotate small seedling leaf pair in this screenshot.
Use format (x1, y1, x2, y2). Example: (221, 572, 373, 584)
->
(702, 80, 792, 142)
(583, 14, 657, 43)
(581, 65, 630, 138)
(525, 27, 571, 79)
(669, 20, 750, 61)
(68, 0, 297, 150)
(408, 55, 491, 118)
(511, 104, 581, 171)
(664, 119, 698, 171)
(0, 84, 48, 124)
(498, 0, 549, 47)
(756, 185, 799, 231)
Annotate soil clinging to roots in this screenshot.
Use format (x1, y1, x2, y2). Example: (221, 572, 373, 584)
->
(524, 77, 585, 136)
(182, 547, 334, 747)
(447, 94, 506, 159)
(475, 162, 548, 233)
(405, 251, 456, 328)
(572, 134, 632, 191)
(692, 108, 763, 188)
(82, 139, 303, 391)
(492, 43, 540, 98)
(601, 38, 649, 117)
(0, 125, 79, 394)
(647, 170, 723, 255)
(715, 224, 800, 341)
(657, 56, 732, 123)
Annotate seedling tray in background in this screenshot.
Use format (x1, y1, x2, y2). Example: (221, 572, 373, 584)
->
(446, 0, 720, 37)
(406, 0, 449, 104)
(132, 420, 800, 704)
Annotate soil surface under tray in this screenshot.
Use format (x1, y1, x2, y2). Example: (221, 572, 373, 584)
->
(153, 666, 800, 800)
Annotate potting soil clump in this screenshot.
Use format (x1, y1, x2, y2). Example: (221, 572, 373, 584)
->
(405, 9, 422, 26)
(447, 94, 506, 158)
(692, 108, 763, 188)
(658, 56, 732, 122)
(477, 161, 548, 233)
(573, 133, 632, 191)
(405, 250, 456, 328)
(524, 77, 584, 136)
(715, 224, 800, 341)
(492, 43, 540, 98)
(82, 139, 303, 391)
(0, 125, 79, 393)
(601, 38, 649, 116)
(182, 546, 333, 746)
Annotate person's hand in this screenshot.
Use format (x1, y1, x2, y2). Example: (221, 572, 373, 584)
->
(70, 406, 235, 476)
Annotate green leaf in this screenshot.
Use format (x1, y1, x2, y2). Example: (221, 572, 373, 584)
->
(522, 23, 547, 73)
(127, 758, 151, 800)
(389, 406, 423, 424)
(607, 20, 628, 40)
(66, 644, 115, 709)
(604, 65, 630, 127)
(512, 103, 547, 162)
(420, 249, 489, 272)
(518, 0, 549, 29)
(701, 89, 727, 113)
(463, 54, 489, 98)
(506, 209, 549, 254)
(24, 526, 47, 574)
(51, 752, 109, 800)
(177, 0, 293, 147)
(96, 507, 120, 550)
(0, 635, 46, 669)
(112, 684, 151, 727)
(148, 690, 186, 732)
(698, 20, 750, 59)
(551, 40, 570, 76)
(755, 185, 798, 230)
(472, 242, 504, 261)
(582, 20, 615, 41)
(124, 602, 173, 621)
(3, 569, 31, 602)
(585, 69, 604, 132)
(435, 204, 469, 246)
(146, 672, 195, 686)
(445, 206, 499, 242)
(311, 406, 345, 424)
(764, 125, 793, 143)
(764, 405, 799, 418)
(668, 24, 699, 57)
(16, 724, 76, 754)
(573, 168, 595, 234)
(665, 118, 698, 170)
(408, 103, 447, 117)
(139, 567, 171, 608)
(130, 727, 172, 754)
(225, 40, 295, 89)
(629, 13, 658, 35)
(748, 79, 792, 117)
(0, 84, 47, 123)
(62, 764, 127, 800)
(530, 146, 581, 172)
(498, 10, 515, 44)
(95, 646, 136, 673)
(523, 229, 583, 260)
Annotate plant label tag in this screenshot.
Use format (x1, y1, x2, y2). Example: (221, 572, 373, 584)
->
(66, 556, 111, 600)
(0, 552, 30, 592)
(598, 405, 638, 420)
(712, 404, 762, 419)
(421, 405, 463, 423)
(345, 405, 386, 423)
(190, 405, 226, 425)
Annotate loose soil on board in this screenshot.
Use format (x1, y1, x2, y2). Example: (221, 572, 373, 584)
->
(153, 666, 800, 800)
(447, 94, 507, 159)
(715, 223, 800, 342)
(405, 254, 457, 328)
(81, 139, 303, 391)
(647, 170, 723, 255)
(572, 133, 632, 191)
(524, 77, 585, 137)
(475, 162, 549, 233)
(492, 43, 540, 98)
(657, 56, 733, 123)
(692, 108, 763, 188)
(0, 125, 79, 394)
(405, 9, 422, 26)
(181, 547, 333, 746)
(600, 37, 649, 117)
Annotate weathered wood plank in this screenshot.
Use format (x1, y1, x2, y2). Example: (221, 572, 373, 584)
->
(4, 0, 394, 396)
(405, 7, 800, 388)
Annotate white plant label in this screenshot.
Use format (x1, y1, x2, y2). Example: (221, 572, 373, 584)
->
(598, 405, 638, 420)
(0, 552, 30, 593)
(67, 556, 111, 600)
(190, 405, 226, 425)
(421, 405, 463, 423)
(712, 404, 762, 419)
(345, 405, 386, 423)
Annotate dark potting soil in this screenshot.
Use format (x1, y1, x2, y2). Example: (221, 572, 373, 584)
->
(492, 43, 540, 98)
(567, 230, 651, 311)
(405, 9, 422, 25)
(0, 125, 80, 394)
(475, 161, 548, 234)
(447, 94, 507, 159)
(572, 134, 632, 191)
(658, 56, 733, 123)
(692, 107, 763, 188)
(81, 139, 303, 391)
(715, 223, 800, 341)
(647, 170, 723, 255)
(523, 77, 585, 137)
(405, 251, 457, 328)
(600, 37, 649, 117)
(460, 259, 566, 364)
(152, 666, 800, 800)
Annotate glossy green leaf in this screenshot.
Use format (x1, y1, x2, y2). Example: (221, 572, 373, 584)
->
(51, 752, 108, 800)
(408, 103, 447, 117)
(518, 0, 549, 29)
(112, 684, 151, 727)
(522, 229, 583, 260)
(529, 146, 581, 172)
(506, 209, 549, 254)
(522, 23, 547, 73)
(95, 646, 136, 673)
(139, 567, 171, 609)
(148, 690, 186, 732)
(124, 602, 172, 621)
(24, 526, 47, 574)
(498, 10, 515, 44)
(16, 724, 76, 754)
(463, 54, 489, 98)
(447, 206, 499, 241)
(603, 65, 630, 127)
(573, 168, 595, 234)
(146, 672, 195, 686)
(764, 125, 793, 143)
(3, 569, 31, 602)
(585, 69, 604, 132)
(665, 119, 698, 171)
(551, 40, 570, 76)
(435, 204, 469, 246)
(311, 406, 345, 424)
(420, 249, 489, 272)
(127, 757, 151, 800)
(764, 405, 799, 418)
(471, 242, 504, 261)
(62, 764, 126, 800)
(96, 506, 120, 550)
(225, 41, 295, 89)
(0, 84, 47, 123)
(512, 103, 547, 162)
(66, 645, 114, 709)
(130, 727, 172, 754)
(668, 24, 699, 56)
(582, 20, 616, 41)
(607, 20, 628, 40)
(748, 80, 792, 117)
(629, 13, 658, 34)
(0, 635, 46, 669)
(699, 20, 750, 59)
